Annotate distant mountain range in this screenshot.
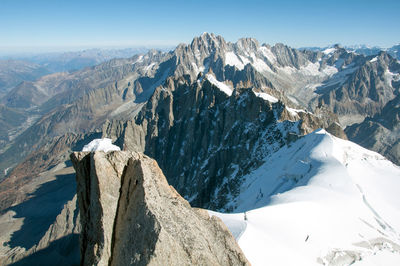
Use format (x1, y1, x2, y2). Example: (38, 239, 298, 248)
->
(0, 47, 174, 96)
(302, 43, 400, 60)
(1, 47, 159, 72)
(0, 60, 51, 97)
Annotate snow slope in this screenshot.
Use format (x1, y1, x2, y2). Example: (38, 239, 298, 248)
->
(211, 129, 400, 265)
(206, 74, 233, 96)
(253, 91, 278, 103)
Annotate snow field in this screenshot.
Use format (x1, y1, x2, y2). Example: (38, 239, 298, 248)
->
(210, 129, 400, 265)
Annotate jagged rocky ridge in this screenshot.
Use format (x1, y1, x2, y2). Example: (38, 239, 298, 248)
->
(346, 93, 400, 165)
(102, 74, 340, 211)
(171, 34, 400, 126)
(71, 151, 249, 266)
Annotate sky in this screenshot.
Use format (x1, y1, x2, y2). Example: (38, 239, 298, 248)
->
(0, 0, 399, 54)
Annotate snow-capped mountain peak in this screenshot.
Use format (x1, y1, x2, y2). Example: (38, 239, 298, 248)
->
(212, 129, 400, 265)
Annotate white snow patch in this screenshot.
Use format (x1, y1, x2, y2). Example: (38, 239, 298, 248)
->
(260, 46, 276, 64)
(133, 55, 144, 64)
(277, 61, 338, 79)
(302, 62, 321, 75)
(323, 47, 336, 55)
(194, 49, 201, 61)
(370, 56, 378, 63)
(225, 50, 272, 73)
(322, 65, 338, 76)
(287, 95, 300, 105)
(144, 62, 156, 71)
(225, 51, 245, 70)
(82, 138, 121, 152)
(206, 74, 233, 96)
(286, 106, 306, 116)
(239, 55, 251, 67)
(254, 91, 278, 103)
(191, 62, 200, 73)
(4, 167, 11, 176)
(302, 62, 338, 77)
(386, 69, 400, 83)
(250, 53, 272, 73)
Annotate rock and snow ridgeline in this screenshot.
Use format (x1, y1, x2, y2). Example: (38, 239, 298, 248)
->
(213, 129, 400, 265)
(74, 130, 400, 266)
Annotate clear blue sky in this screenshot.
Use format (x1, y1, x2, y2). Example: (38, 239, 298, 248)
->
(0, 0, 399, 53)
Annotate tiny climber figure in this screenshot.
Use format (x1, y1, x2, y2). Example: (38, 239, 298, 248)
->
(305, 235, 309, 242)
(244, 212, 247, 221)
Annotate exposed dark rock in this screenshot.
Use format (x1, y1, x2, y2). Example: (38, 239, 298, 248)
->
(346, 94, 400, 165)
(103, 75, 341, 210)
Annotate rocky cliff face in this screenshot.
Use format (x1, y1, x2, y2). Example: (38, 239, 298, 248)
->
(170, 34, 400, 127)
(314, 50, 400, 126)
(102, 73, 341, 211)
(71, 151, 249, 266)
(345, 93, 400, 165)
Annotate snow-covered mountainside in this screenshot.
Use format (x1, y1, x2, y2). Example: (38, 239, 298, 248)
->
(211, 129, 400, 265)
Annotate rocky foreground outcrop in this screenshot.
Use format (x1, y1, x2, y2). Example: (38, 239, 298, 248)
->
(71, 151, 249, 266)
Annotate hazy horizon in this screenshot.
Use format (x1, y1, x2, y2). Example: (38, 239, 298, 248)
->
(0, 33, 398, 57)
(1, 0, 399, 55)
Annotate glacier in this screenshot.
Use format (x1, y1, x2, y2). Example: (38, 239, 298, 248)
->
(211, 129, 400, 265)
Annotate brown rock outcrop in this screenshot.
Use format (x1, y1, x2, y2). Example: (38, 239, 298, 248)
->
(71, 151, 249, 266)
